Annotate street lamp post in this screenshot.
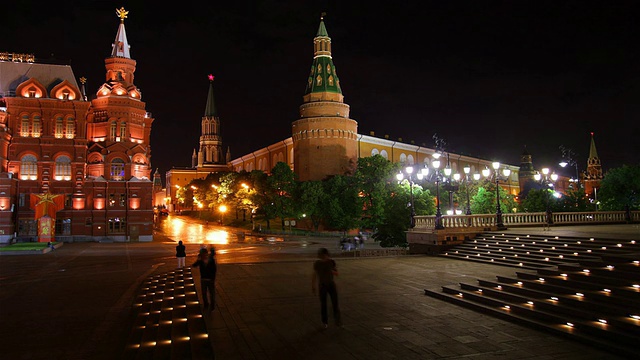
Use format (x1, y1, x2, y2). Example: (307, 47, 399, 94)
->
(534, 167, 558, 229)
(397, 165, 425, 228)
(432, 157, 445, 230)
(463, 165, 472, 216)
(559, 145, 580, 188)
(218, 204, 227, 225)
(461, 165, 481, 217)
(483, 161, 511, 230)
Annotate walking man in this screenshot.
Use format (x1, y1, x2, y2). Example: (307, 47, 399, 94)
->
(312, 247, 341, 328)
(192, 246, 217, 310)
(175, 240, 186, 269)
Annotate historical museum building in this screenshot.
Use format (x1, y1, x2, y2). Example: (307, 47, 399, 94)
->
(0, 8, 154, 244)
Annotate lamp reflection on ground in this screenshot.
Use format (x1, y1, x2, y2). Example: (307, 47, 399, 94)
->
(158, 216, 287, 246)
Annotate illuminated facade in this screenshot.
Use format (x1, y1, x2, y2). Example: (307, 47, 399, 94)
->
(228, 16, 521, 190)
(165, 15, 522, 211)
(0, 8, 154, 243)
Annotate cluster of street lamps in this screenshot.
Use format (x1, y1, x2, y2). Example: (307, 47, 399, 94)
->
(482, 162, 511, 230)
(534, 167, 559, 227)
(559, 145, 580, 188)
(397, 152, 500, 230)
(396, 164, 430, 228)
(397, 150, 516, 231)
(462, 165, 481, 216)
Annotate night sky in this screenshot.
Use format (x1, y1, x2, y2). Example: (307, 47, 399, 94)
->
(4, 1, 639, 182)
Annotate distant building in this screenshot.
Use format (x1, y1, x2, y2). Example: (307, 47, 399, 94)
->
(583, 132, 604, 206)
(0, 7, 154, 243)
(165, 15, 522, 212)
(164, 75, 232, 212)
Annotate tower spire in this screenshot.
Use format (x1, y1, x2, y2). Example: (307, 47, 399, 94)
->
(204, 74, 217, 117)
(588, 131, 599, 160)
(111, 7, 131, 58)
(303, 13, 342, 100)
(197, 74, 224, 166)
(584, 132, 603, 208)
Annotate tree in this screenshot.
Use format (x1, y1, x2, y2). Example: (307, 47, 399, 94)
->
(321, 175, 360, 235)
(266, 162, 298, 230)
(374, 187, 410, 248)
(598, 165, 640, 211)
(518, 189, 550, 212)
(249, 170, 272, 229)
(556, 187, 590, 212)
(234, 172, 255, 221)
(471, 182, 513, 214)
(354, 155, 399, 232)
(297, 180, 326, 231)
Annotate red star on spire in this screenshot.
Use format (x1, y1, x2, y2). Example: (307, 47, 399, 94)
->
(208, 74, 214, 81)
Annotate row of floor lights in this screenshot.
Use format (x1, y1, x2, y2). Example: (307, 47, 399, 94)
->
(129, 269, 209, 350)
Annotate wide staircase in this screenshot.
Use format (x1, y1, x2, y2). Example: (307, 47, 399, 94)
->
(122, 267, 214, 360)
(424, 232, 640, 358)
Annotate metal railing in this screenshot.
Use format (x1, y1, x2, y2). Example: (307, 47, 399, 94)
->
(413, 211, 640, 231)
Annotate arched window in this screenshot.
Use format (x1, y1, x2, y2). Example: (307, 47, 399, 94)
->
(110, 158, 125, 181)
(21, 115, 29, 137)
(371, 149, 380, 156)
(20, 154, 38, 180)
(65, 118, 75, 139)
(119, 122, 126, 141)
(55, 117, 64, 138)
(380, 150, 389, 160)
(54, 155, 72, 181)
(110, 122, 117, 140)
(32, 116, 41, 137)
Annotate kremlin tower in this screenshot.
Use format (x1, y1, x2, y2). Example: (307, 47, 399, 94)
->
(292, 14, 358, 181)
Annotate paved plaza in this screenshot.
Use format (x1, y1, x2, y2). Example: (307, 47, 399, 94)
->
(1, 224, 638, 359)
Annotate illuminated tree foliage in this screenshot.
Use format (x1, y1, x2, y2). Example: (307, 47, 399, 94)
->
(598, 165, 640, 211)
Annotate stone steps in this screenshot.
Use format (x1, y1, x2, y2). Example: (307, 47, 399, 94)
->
(425, 231, 640, 358)
(122, 268, 213, 360)
(441, 232, 639, 269)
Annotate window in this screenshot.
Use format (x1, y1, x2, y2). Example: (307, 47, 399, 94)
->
(20, 155, 38, 180)
(18, 220, 37, 236)
(55, 218, 71, 235)
(109, 194, 116, 207)
(55, 118, 64, 138)
(21, 116, 29, 137)
(32, 116, 41, 137)
(119, 122, 126, 141)
(54, 155, 71, 181)
(110, 122, 117, 140)
(119, 194, 126, 207)
(110, 158, 125, 181)
(108, 218, 126, 234)
(65, 118, 75, 139)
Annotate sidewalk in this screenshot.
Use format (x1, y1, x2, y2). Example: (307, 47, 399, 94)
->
(0, 224, 636, 359)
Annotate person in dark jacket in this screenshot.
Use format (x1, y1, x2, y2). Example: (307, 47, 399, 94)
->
(312, 247, 341, 328)
(192, 247, 217, 310)
(175, 240, 186, 268)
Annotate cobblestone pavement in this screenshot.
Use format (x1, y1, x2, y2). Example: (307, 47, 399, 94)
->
(1, 224, 637, 359)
